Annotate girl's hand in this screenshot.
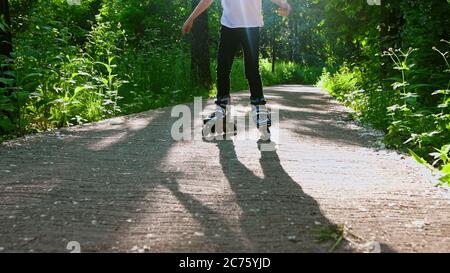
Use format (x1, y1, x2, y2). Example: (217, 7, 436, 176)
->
(182, 19, 194, 35)
(278, 2, 291, 17)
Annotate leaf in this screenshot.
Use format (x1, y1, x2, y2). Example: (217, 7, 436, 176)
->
(439, 174, 450, 185)
(0, 116, 14, 131)
(0, 103, 15, 112)
(76, 71, 92, 77)
(11, 91, 30, 102)
(429, 152, 442, 160)
(441, 145, 450, 155)
(94, 61, 113, 73)
(442, 164, 450, 174)
(432, 89, 450, 96)
(74, 86, 85, 93)
(0, 78, 15, 86)
(408, 83, 437, 90)
(392, 82, 408, 90)
(0, 22, 7, 33)
(386, 77, 403, 82)
(2, 71, 17, 79)
(409, 149, 434, 172)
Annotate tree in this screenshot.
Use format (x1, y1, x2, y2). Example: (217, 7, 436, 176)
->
(262, 2, 280, 73)
(0, 0, 12, 59)
(0, 0, 13, 135)
(190, 0, 211, 88)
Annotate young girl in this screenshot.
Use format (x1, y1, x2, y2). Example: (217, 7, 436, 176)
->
(182, 0, 291, 138)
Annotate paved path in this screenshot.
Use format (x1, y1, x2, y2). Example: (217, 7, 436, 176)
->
(1, 85, 450, 253)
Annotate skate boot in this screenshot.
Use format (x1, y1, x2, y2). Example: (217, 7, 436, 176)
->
(252, 104, 271, 142)
(202, 105, 237, 138)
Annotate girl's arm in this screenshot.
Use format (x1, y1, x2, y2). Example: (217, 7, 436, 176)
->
(271, 0, 291, 16)
(182, 0, 214, 35)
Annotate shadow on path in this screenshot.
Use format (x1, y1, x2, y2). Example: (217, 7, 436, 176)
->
(215, 139, 348, 252)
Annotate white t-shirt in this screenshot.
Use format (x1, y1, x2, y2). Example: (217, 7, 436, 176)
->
(220, 0, 264, 28)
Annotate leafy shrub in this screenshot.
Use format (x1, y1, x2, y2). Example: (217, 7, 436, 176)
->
(12, 9, 127, 131)
(321, 40, 450, 186)
(318, 65, 367, 116)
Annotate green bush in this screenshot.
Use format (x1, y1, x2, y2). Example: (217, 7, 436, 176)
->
(209, 58, 322, 98)
(321, 41, 450, 186)
(13, 15, 127, 130)
(318, 65, 368, 117)
(118, 43, 209, 114)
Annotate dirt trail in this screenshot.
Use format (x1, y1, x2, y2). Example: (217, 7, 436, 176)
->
(1, 85, 450, 253)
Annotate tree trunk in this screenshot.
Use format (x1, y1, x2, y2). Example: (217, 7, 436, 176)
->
(0, 0, 14, 134)
(0, 0, 13, 97)
(290, 19, 299, 63)
(0, 0, 12, 59)
(380, 0, 403, 78)
(191, 0, 211, 88)
(271, 23, 276, 73)
(289, 20, 294, 62)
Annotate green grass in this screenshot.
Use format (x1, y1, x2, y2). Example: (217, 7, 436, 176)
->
(209, 57, 323, 98)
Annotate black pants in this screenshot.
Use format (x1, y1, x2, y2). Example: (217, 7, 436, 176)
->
(216, 25, 266, 107)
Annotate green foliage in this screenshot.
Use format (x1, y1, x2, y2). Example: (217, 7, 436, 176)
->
(319, 66, 362, 103)
(118, 43, 208, 114)
(313, 224, 345, 253)
(260, 59, 323, 85)
(322, 40, 450, 185)
(14, 12, 127, 130)
(386, 42, 449, 155)
(410, 146, 450, 186)
(319, 65, 377, 121)
(0, 79, 16, 134)
(208, 58, 322, 99)
(317, 0, 450, 185)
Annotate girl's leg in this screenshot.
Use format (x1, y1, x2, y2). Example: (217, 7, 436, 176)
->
(241, 27, 265, 105)
(216, 25, 239, 107)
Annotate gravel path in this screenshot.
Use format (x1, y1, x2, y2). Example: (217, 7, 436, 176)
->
(1, 85, 450, 253)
